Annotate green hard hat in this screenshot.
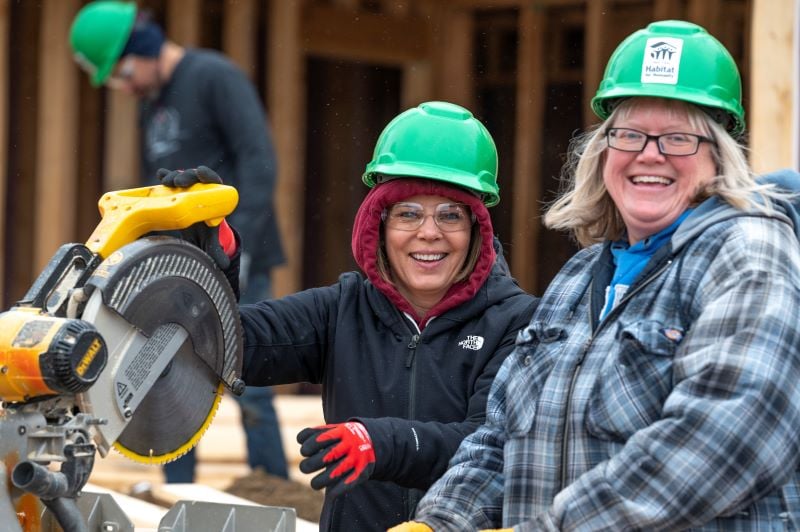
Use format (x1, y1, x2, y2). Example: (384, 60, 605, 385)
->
(69, 1, 137, 87)
(592, 20, 745, 136)
(363, 101, 500, 206)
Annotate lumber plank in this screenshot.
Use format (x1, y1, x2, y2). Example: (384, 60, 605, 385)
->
(268, 1, 305, 298)
(34, 0, 79, 273)
(0, 0, 7, 304)
(511, 5, 546, 294)
(750, 0, 796, 171)
(302, 4, 429, 65)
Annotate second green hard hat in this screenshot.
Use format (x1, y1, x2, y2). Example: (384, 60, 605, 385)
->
(69, 1, 137, 87)
(592, 20, 745, 136)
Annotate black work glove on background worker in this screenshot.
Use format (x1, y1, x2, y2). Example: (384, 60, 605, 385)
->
(156, 166, 236, 269)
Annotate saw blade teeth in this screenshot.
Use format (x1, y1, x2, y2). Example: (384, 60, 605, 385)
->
(112, 382, 224, 465)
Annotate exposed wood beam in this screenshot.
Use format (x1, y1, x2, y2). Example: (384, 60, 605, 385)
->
(35, 0, 80, 272)
(653, 0, 683, 20)
(223, 0, 258, 79)
(583, 0, 607, 127)
(269, 0, 305, 297)
(511, 4, 547, 293)
(438, 0, 526, 6)
(402, 61, 434, 109)
(104, 92, 140, 190)
(750, 0, 796, 172)
(434, 5, 474, 107)
(686, 0, 722, 34)
(167, 0, 202, 46)
(0, 0, 6, 303)
(333, 0, 360, 8)
(302, 4, 429, 65)
(382, 0, 410, 16)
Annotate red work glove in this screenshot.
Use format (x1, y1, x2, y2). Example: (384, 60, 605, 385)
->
(297, 422, 376, 498)
(217, 219, 236, 257)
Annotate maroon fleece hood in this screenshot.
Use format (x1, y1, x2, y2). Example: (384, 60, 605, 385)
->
(351, 179, 496, 328)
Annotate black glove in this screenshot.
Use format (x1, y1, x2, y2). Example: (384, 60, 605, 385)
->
(156, 166, 230, 269)
(156, 165, 223, 187)
(297, 422, 376, 498)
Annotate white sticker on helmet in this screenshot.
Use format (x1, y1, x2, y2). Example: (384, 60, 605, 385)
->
(641, 37, 683, 84)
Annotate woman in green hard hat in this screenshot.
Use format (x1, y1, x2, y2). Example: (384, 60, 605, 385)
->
(393, 21, 800, 531)
(157, 101, 538, 531)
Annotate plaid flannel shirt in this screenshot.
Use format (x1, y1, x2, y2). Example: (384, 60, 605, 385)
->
(415, 197, 800, 531)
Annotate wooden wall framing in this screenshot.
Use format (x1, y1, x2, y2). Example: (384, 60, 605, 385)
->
(0, 0, 7, 304)
(750, 0, 797, 172)
(0, 0, 794, 306)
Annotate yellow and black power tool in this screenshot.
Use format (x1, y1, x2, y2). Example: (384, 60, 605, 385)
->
(0, 183, 289, 532)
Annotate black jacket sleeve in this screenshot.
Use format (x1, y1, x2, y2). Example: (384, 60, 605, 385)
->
(238, 282, 342, 387)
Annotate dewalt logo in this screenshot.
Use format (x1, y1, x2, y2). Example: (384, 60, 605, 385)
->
(76, 338, 103, 377)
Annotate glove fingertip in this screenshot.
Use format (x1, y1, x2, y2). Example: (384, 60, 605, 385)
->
(197, 165, 222, 184)
(309, 470, 334, 491)
(298, 457, 320, 475)
(296, 427, 318, 444)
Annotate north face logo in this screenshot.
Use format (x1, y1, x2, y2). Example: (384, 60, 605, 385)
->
(458, 335, 484, 350)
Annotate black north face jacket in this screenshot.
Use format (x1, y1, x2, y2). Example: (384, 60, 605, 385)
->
(239, 264, 537, 531)
(236, 178, 537, 531)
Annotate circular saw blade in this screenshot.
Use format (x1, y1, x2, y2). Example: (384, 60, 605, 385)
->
(113, 342, 224, 464)
(78, 236, 242, 463)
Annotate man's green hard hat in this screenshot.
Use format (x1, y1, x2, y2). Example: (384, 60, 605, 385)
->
(592, 20, 745, 136)
(363, 101, 500, 207)
(69, 1, 137, 87)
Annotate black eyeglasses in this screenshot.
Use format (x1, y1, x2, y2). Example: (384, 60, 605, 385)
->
(605, 127, 715, 156)
(106, 57, 135, 87)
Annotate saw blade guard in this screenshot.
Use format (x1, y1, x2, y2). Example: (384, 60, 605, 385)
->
(77, 236, 242, 463)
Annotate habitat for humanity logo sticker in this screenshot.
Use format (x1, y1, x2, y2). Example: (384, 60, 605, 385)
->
(641, 37, 683, 84)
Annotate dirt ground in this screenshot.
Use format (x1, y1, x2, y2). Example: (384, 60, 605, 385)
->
(225, 469, 324, 523)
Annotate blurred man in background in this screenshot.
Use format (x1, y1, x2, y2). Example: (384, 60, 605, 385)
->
(69, 0, 288, 483)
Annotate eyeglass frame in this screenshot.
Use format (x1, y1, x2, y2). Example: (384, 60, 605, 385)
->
(605, 127, 716, 156)
(107, 56, 136, 86)
(381, 202, 476, 233)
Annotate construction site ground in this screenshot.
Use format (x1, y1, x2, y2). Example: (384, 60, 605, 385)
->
(86, 393, 325, 530)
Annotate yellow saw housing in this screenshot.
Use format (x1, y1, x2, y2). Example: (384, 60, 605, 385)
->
(0, 308, 107, 402)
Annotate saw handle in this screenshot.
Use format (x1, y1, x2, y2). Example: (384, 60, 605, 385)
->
(85, 183, 238, 259)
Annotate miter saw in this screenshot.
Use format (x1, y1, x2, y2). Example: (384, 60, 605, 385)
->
(0, 184, 295, 531)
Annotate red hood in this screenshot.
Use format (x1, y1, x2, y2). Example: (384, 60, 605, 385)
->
(351, 179, 496, 328)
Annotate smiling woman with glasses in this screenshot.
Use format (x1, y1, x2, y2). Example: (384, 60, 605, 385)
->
(396, 20, 800, 532)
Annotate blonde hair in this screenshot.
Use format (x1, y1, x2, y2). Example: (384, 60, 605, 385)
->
(544, 97, 776, 247)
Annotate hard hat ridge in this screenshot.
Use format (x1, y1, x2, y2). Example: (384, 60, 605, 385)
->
(363, 101, 501, 207)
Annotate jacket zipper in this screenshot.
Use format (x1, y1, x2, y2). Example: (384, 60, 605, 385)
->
(559, 259, 673, 489)
(405, 332, 420, 433)
(404, 322, 421, 520)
